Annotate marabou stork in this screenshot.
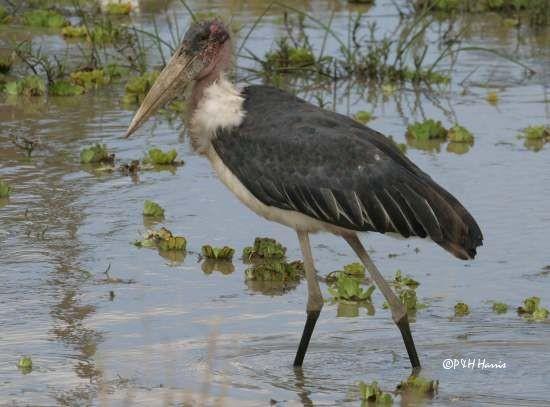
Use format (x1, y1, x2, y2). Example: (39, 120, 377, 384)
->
(125, 19, 483, 370)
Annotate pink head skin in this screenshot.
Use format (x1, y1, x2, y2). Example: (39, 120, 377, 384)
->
(125, 19, 232, 138)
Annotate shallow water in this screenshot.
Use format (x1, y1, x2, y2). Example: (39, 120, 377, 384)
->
(1, 0, 550, 406)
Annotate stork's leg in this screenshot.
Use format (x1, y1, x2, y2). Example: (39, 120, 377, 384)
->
(343, 234, 421, 369)
(293, 230, 323, 367)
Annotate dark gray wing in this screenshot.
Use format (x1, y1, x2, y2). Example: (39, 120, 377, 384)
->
(212, 85, 483, 259)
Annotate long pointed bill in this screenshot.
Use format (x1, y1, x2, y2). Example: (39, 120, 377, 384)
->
(124, 52, 197, 138)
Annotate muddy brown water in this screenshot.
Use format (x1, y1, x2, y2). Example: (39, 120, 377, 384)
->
(1, 0, 549, 405)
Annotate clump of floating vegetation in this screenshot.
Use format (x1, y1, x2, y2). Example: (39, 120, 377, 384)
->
(17, 356, 33, 374)
(447, 124, 474, 143)
(519, 125, 550, 140)
(70, 69, 109, 90)
(406, 119, 447, 141)
(329, 273, 375, 302)
(123, 71, 159, 104)
(358, 381, 393, 405)
(263, 38, 316, 74)
(0, 180, 11, 198)
(243, 237, 286, 260)
(61, 25, 88, 38)
(245, 260, 302, 282)
(201, 245, 235, 260)
(143, 148, 183, 166)
(4, 75, 46, 97)
(104, 2, 133, 15)
(396, 375, 439, 395)
(80, 144, 115, 164)
(354, 111, 375, 124)
(517, 296, 549, 321)
(134, 227, 187, 251)
(492, 302, 508, 314)
(49, 80, 85, 96)
(454, 302, 470, 316)
(22, 9, 68, 28)
(486, 91, 499, 106)
(143, 200, 165, 218)
(393, 270, 419, 288)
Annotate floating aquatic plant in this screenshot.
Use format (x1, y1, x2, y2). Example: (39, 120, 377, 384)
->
(486, 91, 499, 105)
(134, 227, 187, 252)
(80, 144, 114, 164)
(61, 25, 88, 38)
(245, 260, 302, 282)
(70, 69, 109, 90)
(201, 245, 235, 260)
(143, 200, 165, 218)
(5, 75, 46, 97)
(17, 356, 32, 374)
(393, 270, 419, 288)
(519, 125, 550, 140)
(354, 111, 375, 124)
(406, 119, 447, 141)
(105, 2, 133, 15)
(123, 71, 160, 104)
(22, 9, 68, 28)
(492, 302, 508, 314)
(454, 302, 470, 316)
(396, 375, 438, 395)
(264, 38, 316, 73)
(0, 180, 11, 198)
(143, 148, 182, 165)
(49, 80, 85, 96)
(243, 237, 286, 260)
(328, 273, 375, 302)
(517, 296, 549, 321)
(447, 124, 474, 144)
(358, 381, 393, 405)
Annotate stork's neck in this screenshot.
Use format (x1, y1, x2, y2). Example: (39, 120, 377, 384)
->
(189, 48, 245, 154)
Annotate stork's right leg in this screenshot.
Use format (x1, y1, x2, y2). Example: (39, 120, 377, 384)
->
(293, 230, 323, 367)
(343, 234, 421, 370)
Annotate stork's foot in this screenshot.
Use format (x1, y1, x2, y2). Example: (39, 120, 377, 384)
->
(395, 314, 421, 370)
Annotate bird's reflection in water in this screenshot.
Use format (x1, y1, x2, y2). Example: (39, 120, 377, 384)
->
(292, 367, 314, 407)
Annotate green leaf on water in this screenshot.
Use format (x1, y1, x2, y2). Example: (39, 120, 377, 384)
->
(17, 356, 32, 374)
(134, 227, 186, 252)
(518, 125, 550, 140)
(454, 302, 470, 316)
(358, 381, 393, 404)
(492, 302, 508, 314)
(143, 200, 165, 218)
(22, 9, 68, 28)
(201, 245, 235, 260)
(343, 262, 365, 278)
(447, 124, 474, 144)
(144, 148, 180, 165)
(406, 119, 447, 141)
(80, 144, 114, 164)
(397, 375, 438, 395)
(354, 110, 374, 124)
(517, 296, 548, 321)
(49, 80, 85, 96)
(328, 273, 375, 302)
(393, 270, 419, 288)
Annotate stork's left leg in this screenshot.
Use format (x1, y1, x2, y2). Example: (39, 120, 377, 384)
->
(344, 234, 421, 370)
(293, 230, 323, 367)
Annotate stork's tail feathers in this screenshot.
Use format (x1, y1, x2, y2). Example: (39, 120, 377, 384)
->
(402, 178, 483, 260)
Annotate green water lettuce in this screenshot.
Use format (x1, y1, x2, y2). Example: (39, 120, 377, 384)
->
(143, 200, 165, 218)
(243, 237, 286, 260)
(201, 245, 235, 260)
